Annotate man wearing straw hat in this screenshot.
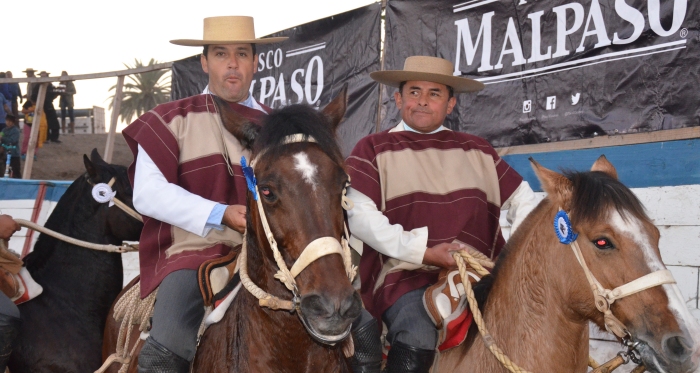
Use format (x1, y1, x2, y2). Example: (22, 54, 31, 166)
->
(346, 56, 537, 372)
(122, 16, 285, 372)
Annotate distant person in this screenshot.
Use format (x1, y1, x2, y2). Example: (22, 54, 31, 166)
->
(58, 71, 76, 133)
(0, 115, 21, 178)
(5, 72, 22, 118)
(23, 69, 36, 103)
(0, 93, 10, 132)
(20, 99, 46, 157)
(32, 71, 60, 144)
(0, 73, 9, 102)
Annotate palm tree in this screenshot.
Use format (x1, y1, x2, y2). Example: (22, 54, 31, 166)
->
(109, 58, 171, 123)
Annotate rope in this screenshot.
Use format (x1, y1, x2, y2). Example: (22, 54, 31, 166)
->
(95, 283, 157, 373)
(238, 234, 295, 310)
(14, 219, 138, 253)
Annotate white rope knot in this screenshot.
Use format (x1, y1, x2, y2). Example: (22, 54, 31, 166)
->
(92, 183, 117, 206)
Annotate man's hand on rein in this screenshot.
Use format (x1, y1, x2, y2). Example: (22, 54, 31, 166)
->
(0, 215, 21, 241)
(422, 242, 465, 269)
(222, 205, 247, 233)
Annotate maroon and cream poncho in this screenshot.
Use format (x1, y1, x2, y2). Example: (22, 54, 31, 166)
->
(123, 94, 268, 297)
(346, 127, 523, 320)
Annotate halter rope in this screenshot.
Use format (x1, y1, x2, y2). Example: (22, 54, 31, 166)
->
(238, 134, 357, 312)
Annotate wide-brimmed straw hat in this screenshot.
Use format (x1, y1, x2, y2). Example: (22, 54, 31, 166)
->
(22, 68, 36, 73)
(370, 56, 484, 93)
(37, 71, 51, 76)
(170, 16, 287, 46)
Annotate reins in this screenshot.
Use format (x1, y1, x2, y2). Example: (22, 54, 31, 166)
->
(450, 205, 675, 373)
(237, 134, 357, 316)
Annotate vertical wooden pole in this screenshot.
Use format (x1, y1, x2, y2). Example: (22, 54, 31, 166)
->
(104, 75, 125, 163)
(23, 83, 48, 179)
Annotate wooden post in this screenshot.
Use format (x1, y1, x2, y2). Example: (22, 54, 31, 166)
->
(104, 75, 125, 163)
(23, 83, 48, 179)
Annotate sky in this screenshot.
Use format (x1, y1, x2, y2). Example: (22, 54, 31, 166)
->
(4, 0, 376, 131)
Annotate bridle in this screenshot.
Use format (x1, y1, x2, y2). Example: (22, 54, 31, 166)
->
(555, 209, 675, 353)
(86, 175, 143, 223)
(238, 134, 357, 345)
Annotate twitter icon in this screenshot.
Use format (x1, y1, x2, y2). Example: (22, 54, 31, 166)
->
(571, 93, 581, 105)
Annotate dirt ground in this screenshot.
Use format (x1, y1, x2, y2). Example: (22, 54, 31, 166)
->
(23, 133, 134, 181)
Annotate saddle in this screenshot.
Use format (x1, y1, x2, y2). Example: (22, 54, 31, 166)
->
(423, 267, 481, 352)
(0, 241, 42, 304)
(197, 244, 241, 308)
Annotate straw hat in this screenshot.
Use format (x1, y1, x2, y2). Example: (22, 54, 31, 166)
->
(370, 56, 484, 93)
(170, 16, 287, 46)
(22, 68, 36, 73)
(37, 71, 51, 77)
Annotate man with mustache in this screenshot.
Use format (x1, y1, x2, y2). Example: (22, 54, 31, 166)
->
(346, 56, 537, 373)
(122, 16, 285, 372)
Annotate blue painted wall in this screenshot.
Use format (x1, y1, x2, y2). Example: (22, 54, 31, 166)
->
(0, 179, 72, 202)
(502, 138, 700, 192)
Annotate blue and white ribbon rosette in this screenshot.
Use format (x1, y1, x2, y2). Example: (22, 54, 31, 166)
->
(554, 210, 578, 244)
(91, 183, 117, 207)
(241, 156, 258, 201)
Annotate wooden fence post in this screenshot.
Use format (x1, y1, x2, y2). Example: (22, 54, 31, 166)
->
(22, 83, 48, 179)
(104, 75, 125, 163)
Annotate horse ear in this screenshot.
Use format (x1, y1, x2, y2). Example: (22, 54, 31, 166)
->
(322, 83, 348, 132)
(590, 155, 618, 180)
(83, 154, 98, 180)
(90, 148, 107, 166)
(211, 94, 259, 150)
(530, 158, 573, 209)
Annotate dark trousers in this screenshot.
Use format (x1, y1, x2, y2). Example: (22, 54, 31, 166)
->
(149, 269, 205, 361)
(45, 108, 60, 141)
(60, 105, 74, 124)
(7, 156, 21, 178)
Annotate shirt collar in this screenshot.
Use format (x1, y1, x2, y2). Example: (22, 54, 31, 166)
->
(390, 120, 447, 134)
(201, 85, 267, 114)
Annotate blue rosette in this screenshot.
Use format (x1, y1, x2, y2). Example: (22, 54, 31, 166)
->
(241, 156, 258, 201)
(554, 210, 578, 244)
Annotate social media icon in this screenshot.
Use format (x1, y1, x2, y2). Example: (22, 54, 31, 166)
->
(571, 93, 580, 105)
(546, 96, 556, 110)
(522, 100, 531, 113)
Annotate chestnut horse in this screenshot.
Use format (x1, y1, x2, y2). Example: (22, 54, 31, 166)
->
(102, 87, 362, 372)
(436, 157, 700, 373)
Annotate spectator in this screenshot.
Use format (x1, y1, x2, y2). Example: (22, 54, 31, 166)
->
(0, 93, 10, 132)
(5, 72, 22, 118)
(58, 71, 76, 133)
(31, 72, 60, 144)
(22, 69, 35, 102)
(20, 99, 46, 158)
(0, 115, 21, 178)
(0, 73, 9, 102)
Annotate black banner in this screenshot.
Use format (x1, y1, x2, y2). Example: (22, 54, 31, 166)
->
(382, 0, 698, 147)
(171, 4, 382, 155)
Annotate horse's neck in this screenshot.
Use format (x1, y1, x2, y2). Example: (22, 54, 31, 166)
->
(442, 204, 591, 372)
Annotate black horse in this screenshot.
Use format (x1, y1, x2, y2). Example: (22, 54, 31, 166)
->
(8, 149, 143, 373)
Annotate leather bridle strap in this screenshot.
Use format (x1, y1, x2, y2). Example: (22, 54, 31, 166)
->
(569, 239, 676, 338)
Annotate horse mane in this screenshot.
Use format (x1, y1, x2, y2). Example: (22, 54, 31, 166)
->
(254, 105, 343, 164)
(476, 169, 648, 307)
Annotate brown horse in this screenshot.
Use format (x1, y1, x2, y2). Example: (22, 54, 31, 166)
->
(102, 87, 362, 372)
(436, 156, 700, 373)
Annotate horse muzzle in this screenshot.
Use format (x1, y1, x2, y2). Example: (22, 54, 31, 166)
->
(637, 333, 699, 373)
(297, 291, 362, 345)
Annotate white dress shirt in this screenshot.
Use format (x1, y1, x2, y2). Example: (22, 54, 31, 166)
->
(346, 121, 538, 263)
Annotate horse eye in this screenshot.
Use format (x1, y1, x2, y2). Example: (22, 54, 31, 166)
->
(260, 187, 275, 201)
(592, 237, 614, 250)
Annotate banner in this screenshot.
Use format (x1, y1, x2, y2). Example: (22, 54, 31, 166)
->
(382, 0, 698, 147)
(171, 4, 382, 155)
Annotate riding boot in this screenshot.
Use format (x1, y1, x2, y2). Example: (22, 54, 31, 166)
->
(350, 319, 383, 373)
(385, 340, 435, 373)
(0, 313, 21, 371)
(138, 337, 190, 373)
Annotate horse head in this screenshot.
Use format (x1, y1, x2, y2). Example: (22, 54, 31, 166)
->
(219, 86, 361, 346)
(83, 149, 143, 242)
(532, 156, 700, 373)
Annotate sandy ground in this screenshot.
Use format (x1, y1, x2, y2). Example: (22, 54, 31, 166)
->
(23, 133, 133, 181)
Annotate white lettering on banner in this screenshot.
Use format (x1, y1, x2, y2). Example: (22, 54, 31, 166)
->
(453, 0, 689, 78)
(254, 52, 326, 106)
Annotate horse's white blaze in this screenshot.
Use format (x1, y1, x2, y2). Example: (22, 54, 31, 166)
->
(610, 210, 700, 359)
(293, 152, 318, 189)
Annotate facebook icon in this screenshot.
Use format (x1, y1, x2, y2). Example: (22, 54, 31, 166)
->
(546, 96, 556, 110)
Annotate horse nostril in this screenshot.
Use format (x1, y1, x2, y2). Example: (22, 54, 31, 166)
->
(663, 335, 693, 362)
(339, 292, 362, 320)
(300, 294, 333, 318)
